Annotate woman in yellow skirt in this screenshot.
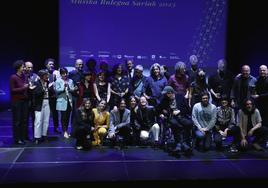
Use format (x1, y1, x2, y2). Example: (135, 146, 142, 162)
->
(92, 100, 110, 146)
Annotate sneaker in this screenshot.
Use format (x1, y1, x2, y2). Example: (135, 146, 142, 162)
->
(229, 145, 238, 153)
(63, 132, 69, 139)
(15, 140, 25, 145)
(76, 146, 83, 150)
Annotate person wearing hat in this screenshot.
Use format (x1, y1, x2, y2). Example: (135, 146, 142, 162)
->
(32, 69, 51, 144)
(159, 86, 193, 155)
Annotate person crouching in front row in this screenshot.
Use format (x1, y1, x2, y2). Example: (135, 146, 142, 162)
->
(133, 96, 160, 147)
(107, 98, 131, 148)
(74, 99, 94, 150)
(238, 98, 268, 151)
(92, 100, 110, 146)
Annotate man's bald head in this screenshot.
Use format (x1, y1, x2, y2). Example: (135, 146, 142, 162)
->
(241, 65, 250, 78)
(25, 61, 33, 74)
(75, 59, 84, 71)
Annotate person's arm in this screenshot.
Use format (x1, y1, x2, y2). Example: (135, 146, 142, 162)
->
(188, 87, 193, 107)
(93, 83, 101, 101)
(107, 83, 111, 103)
(249, 110, 262, 135)
(192, 105, 202, 130)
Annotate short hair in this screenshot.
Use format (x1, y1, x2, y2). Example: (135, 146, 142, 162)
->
(13, 60, 24, 72)
(44, 58, 55, 66)
(59, 67, 68, 75)
(200, 91, 210, 99)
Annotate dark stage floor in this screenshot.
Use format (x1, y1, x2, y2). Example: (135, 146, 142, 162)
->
(1, 110, 268, 185)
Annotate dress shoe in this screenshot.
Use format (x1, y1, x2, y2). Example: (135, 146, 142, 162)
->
(15, 140, 25, 145)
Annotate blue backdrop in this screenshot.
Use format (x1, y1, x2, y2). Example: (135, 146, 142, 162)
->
(60, 0, 228, 72)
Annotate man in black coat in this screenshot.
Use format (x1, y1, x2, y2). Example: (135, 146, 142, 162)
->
(159, 86, 193, 154)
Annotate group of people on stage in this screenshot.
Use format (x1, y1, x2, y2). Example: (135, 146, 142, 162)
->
(9, 55, 268, 156)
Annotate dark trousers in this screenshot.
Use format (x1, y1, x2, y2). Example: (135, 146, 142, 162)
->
(75, 126, 91, 147)
(49, 97, 59, 129)
(195, 129, 212, 150)
(169, 116, 193, 146)
(28, 100, 35, 139)
(70, 96, 77, 136)
(12, 100, 29, 142)
(251, 127, 268, 143)
(214, 126, 241, 147)
(60, 101, 72, 132)
(112, 126, 132, 146)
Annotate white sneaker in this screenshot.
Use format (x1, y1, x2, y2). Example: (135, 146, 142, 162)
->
(63, 132, 69, 139)
(76, 146, 83, 150)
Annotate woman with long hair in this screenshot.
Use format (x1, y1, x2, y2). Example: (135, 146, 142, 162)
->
(75, 99, 94, 150)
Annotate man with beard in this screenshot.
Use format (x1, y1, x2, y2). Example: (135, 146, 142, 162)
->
(192, 92, 217, 151)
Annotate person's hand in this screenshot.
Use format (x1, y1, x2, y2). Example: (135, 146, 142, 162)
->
(241, 139, 248, 147)
(160, 114, 165, 119)
(215, 93, 221, 99)
(251, 94, 259, 99)
(199, 128, 206, 134)
(219, 130, 227, 137)
(48, 82, 54, 88)
(173, 110, 180, 116)
(29, 85, 36, 90)
(108, 132, 115, 139)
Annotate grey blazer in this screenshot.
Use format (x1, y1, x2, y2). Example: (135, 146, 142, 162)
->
(109, 108, 130, 134)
